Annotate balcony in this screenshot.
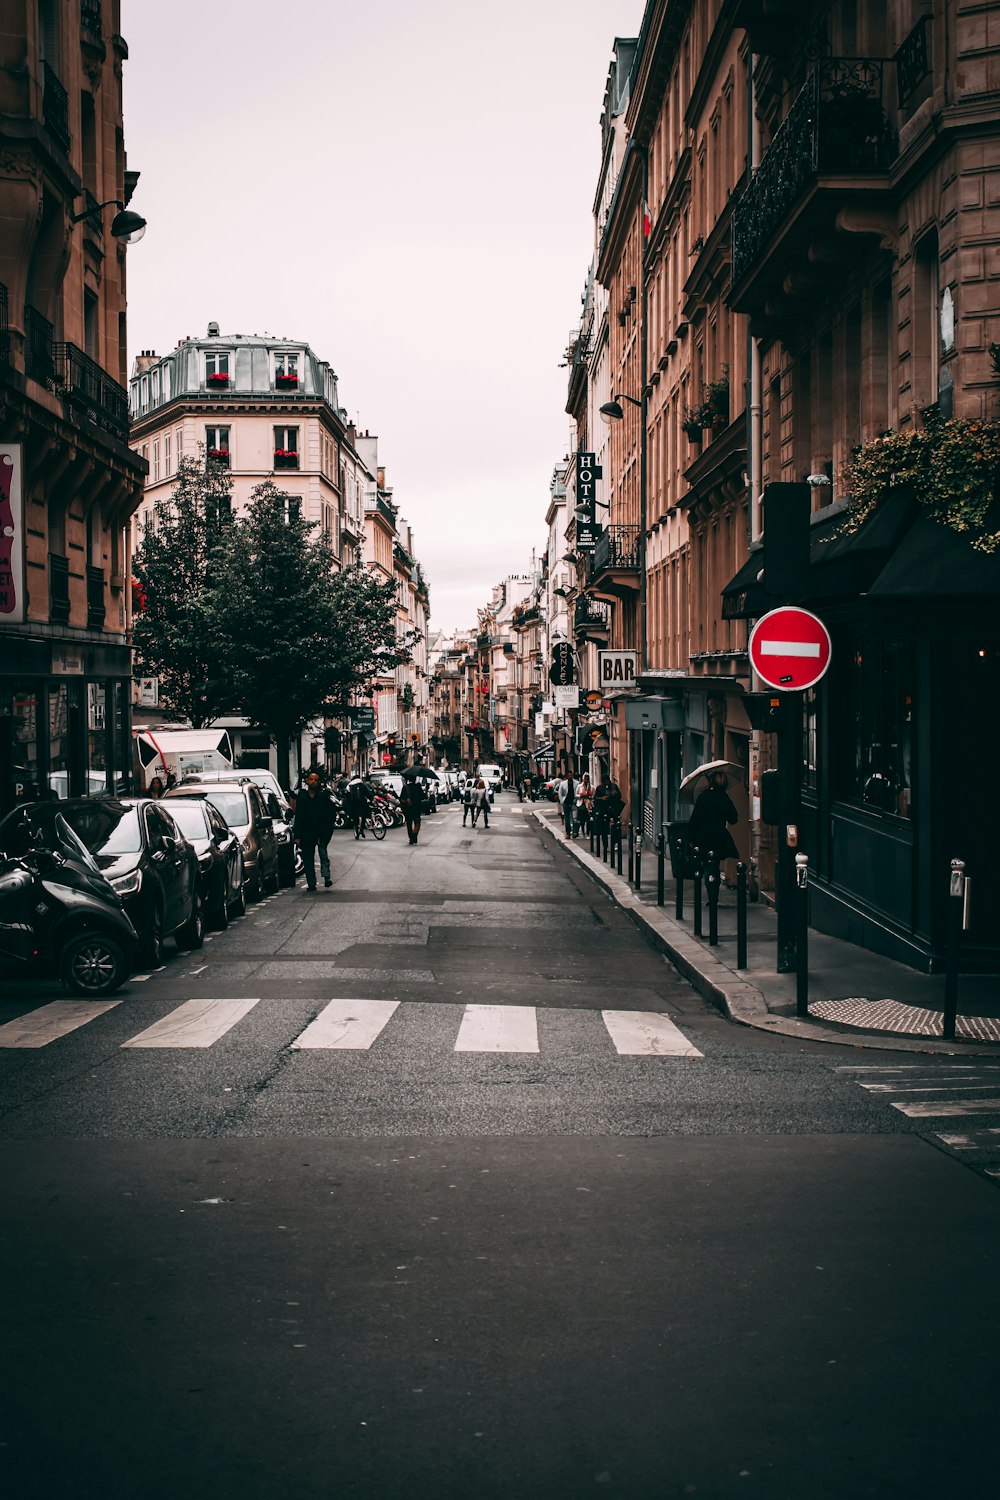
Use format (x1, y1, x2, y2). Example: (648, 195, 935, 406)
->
(42, 62, 71, 153)
(86, 565, 106, 629)
(49, 553, 71, 624)
(731, 59, 896, 320)
(25, 305, 56, 385)
(573, 596, 611, 638)
(588, 525, 641, 600)
(53, 342, 130, 441)
(367, 490, 397, 525)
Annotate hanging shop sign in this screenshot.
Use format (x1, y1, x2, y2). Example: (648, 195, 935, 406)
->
(598, 650, 638, 692)
(0, 445, 25, 623)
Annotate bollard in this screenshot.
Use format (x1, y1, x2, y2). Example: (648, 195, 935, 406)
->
(657, 833, 665, 907)
(602, 823, 610, 862)
(627, 822, 634, 883)
(675, 868, 685, 921)
(943, 858, 969, 1040)
(590, 824, 596, 855)
(795, 853, 809, 1017)
(634, 829, 642, 891)
(705, 850, 719, 946)
(736, 862, 748, 969)
(692, 852, 703, 937)
(615, 822, 624, 875)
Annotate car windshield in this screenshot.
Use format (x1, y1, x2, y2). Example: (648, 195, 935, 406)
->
(201, 791, 250, 829)
(61, 803, 142, 855)
(164, 801, 209, 840)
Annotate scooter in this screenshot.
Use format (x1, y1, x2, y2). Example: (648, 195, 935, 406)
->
(0, 844, 138, 995)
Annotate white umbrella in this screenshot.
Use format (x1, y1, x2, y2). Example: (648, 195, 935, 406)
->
(677, 759, 743, 801)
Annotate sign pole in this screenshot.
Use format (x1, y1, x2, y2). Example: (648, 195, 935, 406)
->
(776, 690, 803, 973)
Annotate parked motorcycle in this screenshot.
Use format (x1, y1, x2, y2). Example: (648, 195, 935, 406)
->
(0, 830, 138, 995)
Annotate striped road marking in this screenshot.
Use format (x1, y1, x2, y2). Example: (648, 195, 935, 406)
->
(936, 1129, 1000, 1149)
(292, 999, 399, 1050)
(455, 1004, 538, 1053)
(122, 997, 259, 1049)
(0, 999, 120, 1048)
(891, 1098, 1000, 1118)
(859, 1082, 1000, 1094)
(602, 1010, 704, 1057)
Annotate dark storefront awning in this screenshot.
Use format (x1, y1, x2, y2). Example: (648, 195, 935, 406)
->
(865, 514, 1000, 634)
(721, 548, 766, 619)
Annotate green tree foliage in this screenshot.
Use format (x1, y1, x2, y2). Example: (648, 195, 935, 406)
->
(210, 481, 414, 785)
(131, 455, 235, 726)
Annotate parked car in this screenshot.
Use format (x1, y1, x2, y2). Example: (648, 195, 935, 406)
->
(181, 768, 296, 886)
(0, 808, 139, 994)
(160, 796, 245, 928)
(10, 796, 203, 967)
(167, 779, 279, 901)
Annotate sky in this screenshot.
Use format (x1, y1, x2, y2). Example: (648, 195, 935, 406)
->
(122, 0, 648, 631)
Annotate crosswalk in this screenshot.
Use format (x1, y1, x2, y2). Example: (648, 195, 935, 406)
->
(0, 997, 704, 1059)
(836, 1062, 1000, 1179)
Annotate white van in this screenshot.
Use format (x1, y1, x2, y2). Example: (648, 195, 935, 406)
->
(134, 728, 234, 789)
(477, 764, 502, 797)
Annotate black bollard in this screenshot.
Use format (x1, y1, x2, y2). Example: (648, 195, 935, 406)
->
(657, 833, 665, 907)
(705, 850, 719, 946)
(795, 853, 809, 1017)
(943, 858, 968, 1041)
(736, 862, 748, 969)
(602, 823, 610, 862)
(693, 853, 703, 938)
(627, 822, 634, 883)
(634, 830, 642, 891)
(675, 869, 684, 921)
(615, 822, 624, 876)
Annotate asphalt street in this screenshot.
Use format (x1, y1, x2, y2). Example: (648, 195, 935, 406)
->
(2, 797, 998, 1499)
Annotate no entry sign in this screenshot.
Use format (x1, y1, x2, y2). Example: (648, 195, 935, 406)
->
(749, 606, 832, 692)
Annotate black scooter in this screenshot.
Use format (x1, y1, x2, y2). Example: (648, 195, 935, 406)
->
(0, 844, 138, 995)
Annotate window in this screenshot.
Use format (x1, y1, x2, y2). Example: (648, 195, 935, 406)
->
(175, 427, 183, 458)
(273, 351, 300, 387)
(164, 432, 171, 474)
(139, 376, 149, 413)
(150, 368, 160, 405)
(834, 634, 914, 819)
(205, 350, 230, 384)
(274, 426, 299, 467)
(84, 290, 98, 360)
(206, 425, 230, 462)
(279, 494, 302, 524)
(151, 440, 160, 482)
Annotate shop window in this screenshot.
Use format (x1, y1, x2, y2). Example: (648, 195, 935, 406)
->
(88, 681, 108, 786)
(835, 636, 914, 818)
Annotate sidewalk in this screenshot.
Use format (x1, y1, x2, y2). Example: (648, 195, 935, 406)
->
(531, 805, 1000, 1055)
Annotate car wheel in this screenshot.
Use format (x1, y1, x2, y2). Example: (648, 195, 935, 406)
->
(212, 876, 229, 930)
(142, 904, 164, 968)
(176, 892, 205, 951)
(60, 932, 130, 996)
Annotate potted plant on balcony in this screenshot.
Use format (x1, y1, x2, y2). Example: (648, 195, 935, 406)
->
(706, 368, 730, 424)
(208, 447, 230, 467)
(275, 371, 299, 389)
(207, 371, 229, 388)
(273, 447, 298, 469)
(682, 409, 704, 444)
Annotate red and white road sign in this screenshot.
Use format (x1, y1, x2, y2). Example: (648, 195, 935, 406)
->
(749, 606, 832, 692)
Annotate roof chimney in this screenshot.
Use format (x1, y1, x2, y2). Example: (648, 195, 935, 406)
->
(207, 321, 220, 337)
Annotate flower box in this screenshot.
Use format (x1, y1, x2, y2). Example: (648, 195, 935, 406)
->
(274, 449, 299, 469)
(275, 373, 299, 388)
(207, 373, 229, 387)
(208, 448, 230, 466)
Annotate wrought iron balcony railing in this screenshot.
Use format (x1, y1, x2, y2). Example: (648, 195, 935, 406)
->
(25, 305, 56, 384)
(732, 58, 896, 288)
(42, 61, 71, 153)
(896, 17, 931, 106)
(82, 190, 104, 235)
(81, 0, 104, 39)
(590, 524, 641, 577)
(574, 597, 611, 632)
(54, 343, 130, 440)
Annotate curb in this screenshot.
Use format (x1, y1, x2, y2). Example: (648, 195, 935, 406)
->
(531, 809, 1000, 1056)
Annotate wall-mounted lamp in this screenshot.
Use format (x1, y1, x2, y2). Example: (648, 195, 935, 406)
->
(71, 197, 147, 243)
(599, 392, 642, 424)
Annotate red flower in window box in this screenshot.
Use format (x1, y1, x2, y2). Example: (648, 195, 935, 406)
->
(207, 372, 229, 386)
(208, 447, 230, 465)
(276, 372, 299, 387)
(274, 448, 299, 468)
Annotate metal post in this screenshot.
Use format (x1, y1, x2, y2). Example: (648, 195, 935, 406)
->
(706, 850, 719, 946)
(795, 852, 809, 1017)
(590, 824, 596, 855)
(615, 822, 623, 875)
(627, 822, 634, 883)
(943, 858, 967, 1041)
(602, 823, 610, 862)
(777, 691, 804, 973)
(693, 856, 703, 938)
(675, 868, 684, 920)
(657, 832, 665, 907)
(634, 828, 642, 891)
(736, 862, 748, 969)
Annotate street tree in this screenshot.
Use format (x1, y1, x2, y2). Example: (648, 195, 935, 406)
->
(211, 480, 413, 787)
(131, 455, 235, 727)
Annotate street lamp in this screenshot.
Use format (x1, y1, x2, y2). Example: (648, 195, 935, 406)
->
(599, 392, 642, 424)
(70, 197, 147, 243)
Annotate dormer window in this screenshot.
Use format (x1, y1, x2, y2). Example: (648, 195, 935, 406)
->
(274, 351, 300, 388)
(205, 350, 231, 388)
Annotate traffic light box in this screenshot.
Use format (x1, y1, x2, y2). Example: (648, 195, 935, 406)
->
(741, 691, 785, 732)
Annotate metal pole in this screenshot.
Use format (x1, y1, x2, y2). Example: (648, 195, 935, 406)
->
(943, 858, 966, 1041)
(675, 868, 684, 920)
(706, 850, 719, 946)
(795, 852, 809, 1017)
(657, 832, 665, 907)
(627, 822, 634, 883)
(777, 691, 804, 973)
(693, 855, 703, 938)
(615, 821, 623, 876)
(634, 829, 642, 892)
(736, 861, 748, 969)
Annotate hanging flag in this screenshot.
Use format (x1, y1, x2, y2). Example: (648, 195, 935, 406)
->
(643, 200, 652, 238)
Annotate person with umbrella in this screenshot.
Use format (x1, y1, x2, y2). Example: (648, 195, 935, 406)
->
(343, 775, 373, 839)
(684, 765, 740, 868)
(400, 760, 438, 844)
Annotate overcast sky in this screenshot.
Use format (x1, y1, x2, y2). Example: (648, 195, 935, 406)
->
(122, 0, 647, 631)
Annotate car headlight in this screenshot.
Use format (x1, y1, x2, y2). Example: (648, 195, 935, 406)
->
(110, 868, 142, 895)
(276, 826, 291, 844)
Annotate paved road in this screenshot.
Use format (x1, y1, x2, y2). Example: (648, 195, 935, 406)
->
(2, 799, 998, 1498)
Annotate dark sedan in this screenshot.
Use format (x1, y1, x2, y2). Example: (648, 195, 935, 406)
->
(52, 797, 203, 966)
(160, 796, 245, 929)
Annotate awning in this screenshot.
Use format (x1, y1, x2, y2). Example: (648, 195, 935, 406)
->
(531, 741, 554, 759)
(721, 547, 766, 619)
(868, 514, 1000, 599)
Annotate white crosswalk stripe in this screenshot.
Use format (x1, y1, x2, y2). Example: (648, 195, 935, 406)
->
(835, 1062, 1000, 1179)
(0, 997, 704, 1059)
(891, 1097, 1000, 1118)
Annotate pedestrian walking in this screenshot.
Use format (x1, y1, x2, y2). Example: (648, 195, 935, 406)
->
(557, 771, 577, 838)
(294, 771, 335, 889)
(147, 775, 166, 799)
(470, 777, 490, 829)
(399, 777, 423, 845)
(343, 776, 374, 839)
(685, 770, 739, 868)
(462, 778, 475, 827)
(577, 773, 594, 835)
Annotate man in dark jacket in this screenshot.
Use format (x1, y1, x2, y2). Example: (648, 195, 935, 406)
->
(399, 777, 423, 845)
(294, 772, 336, 889)
(685, 771, 739, 867)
